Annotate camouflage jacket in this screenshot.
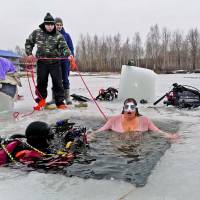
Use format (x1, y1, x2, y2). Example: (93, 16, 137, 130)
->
(25, 28, 71, 59)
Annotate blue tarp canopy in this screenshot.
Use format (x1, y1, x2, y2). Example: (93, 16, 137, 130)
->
(0, 50, 21, 58)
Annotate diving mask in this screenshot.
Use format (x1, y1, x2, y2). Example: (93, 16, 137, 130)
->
(123, 102, 137, 112)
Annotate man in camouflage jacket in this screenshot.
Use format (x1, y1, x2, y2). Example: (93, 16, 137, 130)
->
(25, 13, 71, 108)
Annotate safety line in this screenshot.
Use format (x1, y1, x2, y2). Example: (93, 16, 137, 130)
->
(16, 56, 108, 120)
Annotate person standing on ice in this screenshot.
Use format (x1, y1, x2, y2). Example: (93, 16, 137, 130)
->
(25, 13, 72, 109)
(47, 17, 74, 105)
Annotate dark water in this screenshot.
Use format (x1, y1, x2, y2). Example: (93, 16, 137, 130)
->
(60, 117, 180, 187)
(2, 116, 180, 187)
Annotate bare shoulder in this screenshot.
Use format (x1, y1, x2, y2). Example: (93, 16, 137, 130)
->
(138, 115, 149, 121)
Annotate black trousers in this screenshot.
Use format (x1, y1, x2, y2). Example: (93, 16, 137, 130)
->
(36, 60, 64, 106)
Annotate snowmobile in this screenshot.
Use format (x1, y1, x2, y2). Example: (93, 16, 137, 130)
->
(154, 83, 200, 108)
(95, 87, 118, 101)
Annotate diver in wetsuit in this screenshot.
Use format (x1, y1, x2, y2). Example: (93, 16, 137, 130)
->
(0, 120, 87, 167)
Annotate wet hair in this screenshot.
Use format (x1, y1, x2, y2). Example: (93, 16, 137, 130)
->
(121, 98, 141, 116)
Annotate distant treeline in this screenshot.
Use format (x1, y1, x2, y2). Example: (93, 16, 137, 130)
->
(14, 24, 200, 73)
(76, 24, 200, 73)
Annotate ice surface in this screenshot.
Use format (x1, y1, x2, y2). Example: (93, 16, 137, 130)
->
(0, 92, 14, 112)
(1, 73, 200, 200)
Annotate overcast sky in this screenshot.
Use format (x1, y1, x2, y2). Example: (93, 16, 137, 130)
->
(0, 0, 200, 50)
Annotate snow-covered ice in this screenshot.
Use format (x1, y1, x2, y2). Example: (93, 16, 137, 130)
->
(0, 73, 200, 200)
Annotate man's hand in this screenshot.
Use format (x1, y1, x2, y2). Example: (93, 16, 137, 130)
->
(68, 55, 77, 70)
(25, 55, 37, 64)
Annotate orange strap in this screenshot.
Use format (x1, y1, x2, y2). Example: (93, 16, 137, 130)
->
(15, 150, 42, 159)
(15, 150, 30, 158)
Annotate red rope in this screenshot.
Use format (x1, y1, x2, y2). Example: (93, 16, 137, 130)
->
(17, 56, 108, 121)
(13, 65, 39, 119)
(75, 65, 108, 121)
(13, 110, 35, 119)
(26, 66, 36, 101)
(30, 66, 43, 100)
(25, 65, 43, 100)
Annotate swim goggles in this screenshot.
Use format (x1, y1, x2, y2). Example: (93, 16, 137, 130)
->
(123, 102, 137, 112)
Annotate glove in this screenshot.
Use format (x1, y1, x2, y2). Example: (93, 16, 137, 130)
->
(25, 55, 37, 65)
(68, 55, 77, 70)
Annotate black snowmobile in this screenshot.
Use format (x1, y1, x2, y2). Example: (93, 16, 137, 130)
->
(154, 83, 200, 108)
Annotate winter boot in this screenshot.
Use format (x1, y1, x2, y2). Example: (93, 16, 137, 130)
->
(56, 102, 67, 110)
(64, 89, 72, 105)
(47, 89, 55, 105)
(57, 104, 67, 110)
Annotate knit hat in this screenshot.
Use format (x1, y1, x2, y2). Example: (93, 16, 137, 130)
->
(55, 17, 63, 24)
(44, 12, 55, 24)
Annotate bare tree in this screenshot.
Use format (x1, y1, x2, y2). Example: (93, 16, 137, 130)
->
(171, 30, 183, 69)
(132, 32, 143, 66)
(121, 37, 131, 66)
(93, 35, 99, 71)
(145, 24, 160, 70)
(161, 27, 171, 70)
(78, 34, 88, 71)
(145, 38, 152, 68)
(181, 38, 190, 70)
(187, 28, 199, 70)
(106, 35, 114, 71)
(75, 26, 200, 73)
(85, 34, 94, 71)
(113, 33, 121, 71)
